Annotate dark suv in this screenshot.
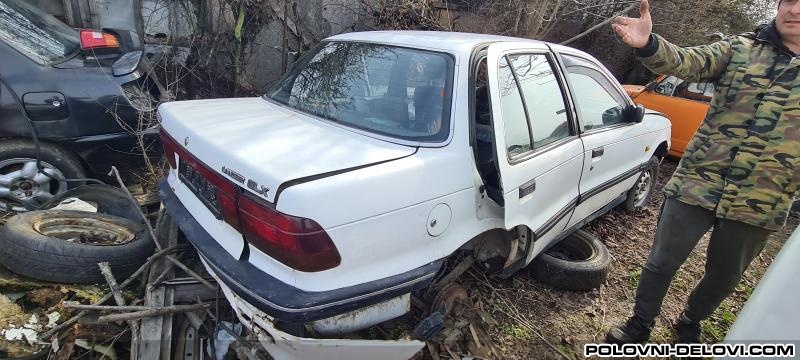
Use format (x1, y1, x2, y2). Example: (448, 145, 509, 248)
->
(0, 0, 164, 212)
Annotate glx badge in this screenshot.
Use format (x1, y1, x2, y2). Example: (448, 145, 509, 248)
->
(248, 179, 270, 197)
(220, 166, 270, 197)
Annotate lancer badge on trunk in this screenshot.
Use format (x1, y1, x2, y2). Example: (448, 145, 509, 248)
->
(221, 166, 245, 184)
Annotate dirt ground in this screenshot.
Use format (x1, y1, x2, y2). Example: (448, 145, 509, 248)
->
(448, 158, 799, 359)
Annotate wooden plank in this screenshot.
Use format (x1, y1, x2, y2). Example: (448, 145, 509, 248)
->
(136, 210, 179, 360)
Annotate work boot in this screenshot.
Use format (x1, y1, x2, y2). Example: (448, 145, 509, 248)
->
(674, 313, 701, 344)
(606, 315, 654, 344)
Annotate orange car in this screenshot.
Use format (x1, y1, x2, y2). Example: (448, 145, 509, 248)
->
(624, 75, 713, 158)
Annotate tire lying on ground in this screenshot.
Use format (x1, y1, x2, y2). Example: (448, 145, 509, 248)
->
(40, 184, 142, 221)
(0, 210, 155, 283)
(529, 229, 611, 291)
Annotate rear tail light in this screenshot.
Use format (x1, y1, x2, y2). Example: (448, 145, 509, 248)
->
(160, 129, 178, 168)
(160, 128, 340, 272)
(80, 30, 120, 50)
(240, 194, 341, 272)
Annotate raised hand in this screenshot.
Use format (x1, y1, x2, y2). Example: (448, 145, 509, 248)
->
(612, 0, 653, 49)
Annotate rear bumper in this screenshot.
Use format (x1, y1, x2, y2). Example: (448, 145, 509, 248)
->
(158, 178, 442, 323)
(203, 256, 425, 360)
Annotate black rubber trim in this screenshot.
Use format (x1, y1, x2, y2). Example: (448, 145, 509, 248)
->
(547, 194, 625, 253)
(534, 197, 578, 239)
(578, 162, 647, 205)
(273, 147, 418, 203)
(159, 179, 442, 323)
(65, 128, 159, 143)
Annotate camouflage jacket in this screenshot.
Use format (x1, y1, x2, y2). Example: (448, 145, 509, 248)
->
(638, 23, 800, 230)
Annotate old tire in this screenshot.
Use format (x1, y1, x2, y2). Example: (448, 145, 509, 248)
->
(0, 140, 85, 213)
(530, 230, 611, 291)
(622, 156, 660, 212)
(40, 184, 141, 221)
(0, 210, 154, 283)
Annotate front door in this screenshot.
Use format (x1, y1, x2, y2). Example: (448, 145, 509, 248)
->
(558, 53, 649, 227)
(486, 43, 584, 260)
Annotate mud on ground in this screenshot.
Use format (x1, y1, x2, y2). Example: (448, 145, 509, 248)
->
(432, 158, 799, 359)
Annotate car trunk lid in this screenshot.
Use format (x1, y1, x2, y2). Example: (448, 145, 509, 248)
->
(158, 97, 417, 204)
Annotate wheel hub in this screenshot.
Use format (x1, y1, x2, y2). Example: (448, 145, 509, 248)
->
(18, 181, 33, 191)
(633, 170, 653, 207)
(0, 158, 67, 212)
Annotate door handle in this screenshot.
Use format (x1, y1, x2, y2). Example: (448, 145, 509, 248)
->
(592, 147, 605, 158)
(519, 179, 536, 198)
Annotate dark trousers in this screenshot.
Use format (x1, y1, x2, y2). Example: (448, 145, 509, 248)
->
(633, 198, 772, 323)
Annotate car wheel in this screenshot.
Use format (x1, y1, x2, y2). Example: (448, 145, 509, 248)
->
(529, 229, 611, 291)
(0, 210, 155, 283)
(0, 140, 86, 213)
(622, 155, 660, 212)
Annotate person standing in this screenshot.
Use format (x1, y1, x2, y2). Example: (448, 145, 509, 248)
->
(607, 0, 800, 343)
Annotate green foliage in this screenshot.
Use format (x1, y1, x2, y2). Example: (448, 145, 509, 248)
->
(500, 323, 532, 340)
(628, 269, 642, 289)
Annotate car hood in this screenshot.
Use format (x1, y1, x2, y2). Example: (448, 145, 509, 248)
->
(158, 97, 417, 203)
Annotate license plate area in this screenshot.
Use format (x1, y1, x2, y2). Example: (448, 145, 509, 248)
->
(178, 157, 222, 218)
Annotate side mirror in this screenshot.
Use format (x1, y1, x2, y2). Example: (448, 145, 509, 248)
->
(626, 104, 646, 123)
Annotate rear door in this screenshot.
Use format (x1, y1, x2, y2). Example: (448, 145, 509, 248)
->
(486, 42, 584, 257)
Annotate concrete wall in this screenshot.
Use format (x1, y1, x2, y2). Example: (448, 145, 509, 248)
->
(245, 0, 364, 89)
(34, 0, 364, 89)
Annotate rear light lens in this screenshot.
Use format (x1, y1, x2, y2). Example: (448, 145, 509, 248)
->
(240, 194, 341, 272)
(80, 30, 120, 50)
(160, 129, 178, 168)
(160, 128, 340, 272)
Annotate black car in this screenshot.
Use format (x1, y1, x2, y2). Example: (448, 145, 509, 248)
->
(0, 0, 163, 212)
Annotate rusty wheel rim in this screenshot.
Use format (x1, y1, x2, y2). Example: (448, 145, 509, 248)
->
(33, 216, 135, 246)
(431, 282, 470, 316)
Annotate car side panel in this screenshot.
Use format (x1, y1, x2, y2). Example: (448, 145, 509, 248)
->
(0, 40, 145, 140)
(272, 148, 503, 292)
(631, 91, 707, 158)
(570, 121, 668, 228)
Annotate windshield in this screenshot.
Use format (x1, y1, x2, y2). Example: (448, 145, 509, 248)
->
(268, 42, 453, 142)
(0, 0, 80, 64)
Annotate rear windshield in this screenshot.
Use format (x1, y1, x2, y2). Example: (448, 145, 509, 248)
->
(0, 0, 80, 64)
(268, 42, 454, 143)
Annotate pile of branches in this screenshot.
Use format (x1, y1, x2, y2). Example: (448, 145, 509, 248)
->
(369, 0, 445, 31)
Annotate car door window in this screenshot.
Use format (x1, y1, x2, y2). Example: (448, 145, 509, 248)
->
(655, 76, 682, 96)
(675, 81, 714, 102)
(0, 0, 80, 64)
(507, 54, 570, 148)
(498, 56, 533, 157)
(498, 54, 571, 158)
(563, 56, 627, 131)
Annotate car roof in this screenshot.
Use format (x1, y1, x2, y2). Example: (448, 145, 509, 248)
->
(326, 31, 550, 55)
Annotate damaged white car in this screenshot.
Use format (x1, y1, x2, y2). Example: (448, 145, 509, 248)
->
(157, 31, 670, 359)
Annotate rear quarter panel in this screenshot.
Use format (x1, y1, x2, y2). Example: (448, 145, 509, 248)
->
(270, 147, 503, 291)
